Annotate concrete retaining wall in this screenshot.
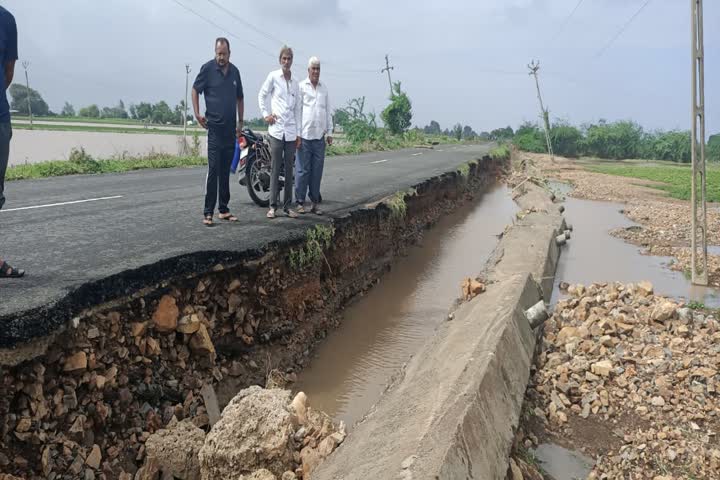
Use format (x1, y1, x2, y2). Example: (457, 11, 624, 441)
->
(313, 182, 565, 480)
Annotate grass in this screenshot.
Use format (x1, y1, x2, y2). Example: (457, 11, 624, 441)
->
(13, 122, 204, 136)
(490, 144, 511, 160)
(6, 149, 205, 181)
(288, 224, 336, 270)
(589, 163, 720, 202)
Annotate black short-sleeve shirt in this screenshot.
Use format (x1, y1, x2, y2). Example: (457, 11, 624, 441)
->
(193, 59, 243, 133)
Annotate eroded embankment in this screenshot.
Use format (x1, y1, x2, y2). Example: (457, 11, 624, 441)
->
(0, 155, 505, 479)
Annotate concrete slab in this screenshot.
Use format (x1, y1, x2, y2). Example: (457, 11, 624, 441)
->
(313, 182, 566, 479)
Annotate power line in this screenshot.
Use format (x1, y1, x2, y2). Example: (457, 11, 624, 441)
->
(169, 0, 276, 58)
(204, 0, 286, 46)
(549, 0, 586, 42)
(208, 0, 376, 73)
(595, 0, 653, 58)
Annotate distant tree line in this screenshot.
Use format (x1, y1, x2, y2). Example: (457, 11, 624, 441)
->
(513, 119, 720, 163)
(7, 84, 276, 127)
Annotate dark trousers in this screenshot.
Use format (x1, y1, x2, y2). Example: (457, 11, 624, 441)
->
(204, 129, 235, 217)
(0, 123, 11, 210)
(295, 137, 325, 205)
(269, 135, 296, 210)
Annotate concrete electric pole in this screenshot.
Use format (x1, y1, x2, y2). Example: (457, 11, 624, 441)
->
(528, 60, 554, 160)
(381, 54, 395, 97)
(690, 0, 708, 285)
(21, 61, 32, 128)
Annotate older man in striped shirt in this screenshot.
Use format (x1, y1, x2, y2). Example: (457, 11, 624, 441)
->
(295, 56, 333, 215)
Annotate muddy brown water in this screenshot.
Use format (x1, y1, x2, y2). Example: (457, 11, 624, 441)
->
(551, 195, 720, 308)
(293, 184, 517, 428)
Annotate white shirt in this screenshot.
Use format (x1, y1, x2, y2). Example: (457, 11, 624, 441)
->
(258, 69, 301, 142)
(298, 77, 333, 141)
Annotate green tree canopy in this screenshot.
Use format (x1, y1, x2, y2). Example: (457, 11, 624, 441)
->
(423, 120, 441, 135)
(381, 82, 412, 135)
(9, 84, 50, 116)
(60, 101, 75, 117)
(78, 104, 100, 118)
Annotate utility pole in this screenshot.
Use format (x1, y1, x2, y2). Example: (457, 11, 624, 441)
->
(690, 0, 708, 285)
(527, 60, 554, 160)
(22, 61, 32, 128)
(183, 64, 191, 142)
(381, 54, 395, 96)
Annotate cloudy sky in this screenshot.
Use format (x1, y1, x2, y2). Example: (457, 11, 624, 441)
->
(4, 0, 719, 133)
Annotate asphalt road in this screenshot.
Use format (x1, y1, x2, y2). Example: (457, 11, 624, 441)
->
(0, 144, 491, 344)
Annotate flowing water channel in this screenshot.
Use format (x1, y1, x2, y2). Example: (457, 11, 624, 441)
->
(291, 181, 720, 477)
(294, 184, 518, 428)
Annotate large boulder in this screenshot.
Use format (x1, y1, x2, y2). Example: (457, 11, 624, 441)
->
(143, 418, 206, 479)
(199, 386, 296, 479)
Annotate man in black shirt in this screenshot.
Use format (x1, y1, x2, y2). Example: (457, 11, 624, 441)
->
(192, 37, 244, 226)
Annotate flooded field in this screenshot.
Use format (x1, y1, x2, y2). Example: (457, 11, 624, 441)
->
(8, 128, 209, 166)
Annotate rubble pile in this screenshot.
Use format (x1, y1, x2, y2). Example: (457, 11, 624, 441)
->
(517, 282, 720, 479)
(135, 387, 344, 480)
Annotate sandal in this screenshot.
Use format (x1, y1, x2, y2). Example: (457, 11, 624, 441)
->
(267, 209, 276, 219)
(284, 209, 299, 219)
(0, 260, 24, 278)
(203, 215, 214, 226)
(218, 213, 238, 222)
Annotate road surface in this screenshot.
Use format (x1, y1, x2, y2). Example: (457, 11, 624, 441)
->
(0, 144, 491, 345)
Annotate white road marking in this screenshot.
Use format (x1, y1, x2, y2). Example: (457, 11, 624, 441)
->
(437, 149, 444, 152)
(371, 159, 389, 164)
(0, 195, 123, 212)
(412, 152, 423, 156)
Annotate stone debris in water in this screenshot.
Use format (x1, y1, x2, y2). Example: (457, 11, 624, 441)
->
(510, 281, 720, 479)
(461, 277, 486, 301)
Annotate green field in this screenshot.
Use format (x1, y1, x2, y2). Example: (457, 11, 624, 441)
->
(589, 162, 720, 202)
(13, 115, 148, 125)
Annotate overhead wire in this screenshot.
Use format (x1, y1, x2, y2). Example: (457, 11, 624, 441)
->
(169, 0, 276, 58)
(595, 0, 653, 58)
(548, 0, 586, 43)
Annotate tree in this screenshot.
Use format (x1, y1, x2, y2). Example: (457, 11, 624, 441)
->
(462, 125, 477, 140)
(151, 101, 175, 124)
(381, 81, 412, 135)
(452, 123, 462, 141)
(9, 84, 50, 116)
(423, 120, 441, 135)
(134, 102, 153, 121)
(128, 104, 137, 119)
(78, 104, 100, 118)
(490, 126, 514, 141)
(61, 101, 76, 117)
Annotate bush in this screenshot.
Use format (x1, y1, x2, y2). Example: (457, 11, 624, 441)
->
(550, 123, 582, 157)
(648, 131, 691, 163)
(581, 120, 644, 159)
(707, 134, 720, 162)
(513, 123, 546, 153)
(381, 82, 412, 135)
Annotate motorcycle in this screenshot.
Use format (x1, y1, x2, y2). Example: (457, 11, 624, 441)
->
(233, 128, 322, 208)
(234, 128, 282, 208)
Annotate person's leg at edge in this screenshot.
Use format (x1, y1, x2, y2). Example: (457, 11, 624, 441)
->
(217, 140, 237, 221)
(268, 135, 284, 218)
(0, 123, 23, 277)
(295, 139, 311, 212)
(204, 130, 221, 225)
(310, 138, 325, 214)
(282, 140, 297, 216)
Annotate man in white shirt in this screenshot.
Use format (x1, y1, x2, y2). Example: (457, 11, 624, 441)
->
(295, 56, 333, 215)
(258, 45, 301, 219)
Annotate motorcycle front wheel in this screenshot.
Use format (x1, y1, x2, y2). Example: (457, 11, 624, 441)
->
(246, 154, 272, 208)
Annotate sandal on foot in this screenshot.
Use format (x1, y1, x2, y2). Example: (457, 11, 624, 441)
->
(218, 213, 238, 222)
(0, 261, 24, 278)
(267, 209, 276, 219)
(203, 216, 214, 226)
(284, 209, 299, 219)
(311, 204, 323, 215)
